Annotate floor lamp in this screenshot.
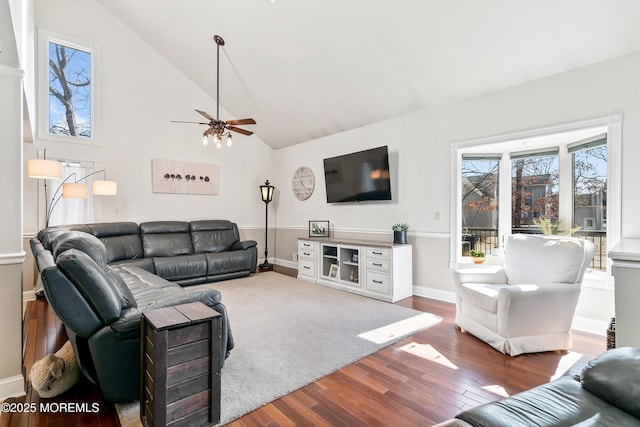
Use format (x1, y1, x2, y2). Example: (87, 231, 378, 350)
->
(259, 179, 275, 272)
(27, 156, 62, 229)
(28, 159, 118, 227)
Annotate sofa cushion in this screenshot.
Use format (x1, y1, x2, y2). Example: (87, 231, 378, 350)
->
(56, 249, 124, 324)
(109, 257, 155, 273)
(190, 220, 238, 253)
(140, 221, 193, 257)
(152, 254, 207, 282)
(52, 231, 109, 268)
(87, 222, 144, 263)
(580, 346, 640, 419)
(109, 265, 223, 334)
(205, 251, 254, 275)
(38, 224, 91, 250)
(456, 376, 640, 427)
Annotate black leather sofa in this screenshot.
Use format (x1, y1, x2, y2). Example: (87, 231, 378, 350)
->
(30, 220, 257, 403)
(434, 347, 640, 427)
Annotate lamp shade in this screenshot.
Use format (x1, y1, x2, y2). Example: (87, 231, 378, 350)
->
(260, 180, 274, 203)
(27, 159, 62, 179)
(62, 183, 89, 199)
(92, 180, 118, 196)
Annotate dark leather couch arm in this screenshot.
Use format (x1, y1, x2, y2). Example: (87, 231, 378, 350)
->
(111, 287, 223, 335)
(232, 240, 257, 251)
(580, 347, 640, 419)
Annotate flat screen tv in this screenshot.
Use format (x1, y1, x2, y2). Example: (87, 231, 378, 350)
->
(323, 146, 392, 203)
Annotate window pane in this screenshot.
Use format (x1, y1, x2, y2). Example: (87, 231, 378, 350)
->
(511, 154, 559, 233)
(461, 159, 499, 256)
(49, 42, 92, 137)
(573, 145, 607, 270)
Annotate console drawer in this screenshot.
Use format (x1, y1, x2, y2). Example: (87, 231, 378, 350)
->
(367, 258, 390, 271)
(298, 240, 316, 258)
(366, 270, 391, 295)
(366, 247, 390, 260)
(298, 259, 315, 277)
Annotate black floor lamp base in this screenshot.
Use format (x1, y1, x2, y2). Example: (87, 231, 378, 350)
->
(258, 262, 274, 272)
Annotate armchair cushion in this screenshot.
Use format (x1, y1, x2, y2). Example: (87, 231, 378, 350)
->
(504, 234, 593, 285)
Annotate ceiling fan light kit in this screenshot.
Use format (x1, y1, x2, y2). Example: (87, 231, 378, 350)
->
(172, 34, 256, 148)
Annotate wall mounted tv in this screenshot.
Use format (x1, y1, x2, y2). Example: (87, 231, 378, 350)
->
(323, 145, 392, 203)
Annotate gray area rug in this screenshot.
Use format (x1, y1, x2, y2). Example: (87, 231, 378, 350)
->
(116, 272, 441, 426)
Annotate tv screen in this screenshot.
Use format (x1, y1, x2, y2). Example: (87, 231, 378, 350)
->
(323, 146, 392, 203)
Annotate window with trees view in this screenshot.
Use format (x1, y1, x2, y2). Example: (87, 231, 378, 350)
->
(457, 132, 610, 272)
(49, 41, 92, 137)
(39, 30, 96, 143)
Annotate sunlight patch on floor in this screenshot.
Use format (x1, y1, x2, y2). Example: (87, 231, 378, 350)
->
(357, 313, 442, 345)
(550, 351, 584, 381)
(397, 342, 458, 370)
(482, 384, 510, 397)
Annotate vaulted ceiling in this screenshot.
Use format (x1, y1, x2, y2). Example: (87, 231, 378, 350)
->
(97, 0, 640, 149)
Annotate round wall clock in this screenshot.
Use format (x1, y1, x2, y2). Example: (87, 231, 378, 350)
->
(292, 166, 315, 201)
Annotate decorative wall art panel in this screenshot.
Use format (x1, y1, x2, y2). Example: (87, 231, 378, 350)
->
(152, 159, 219, 195)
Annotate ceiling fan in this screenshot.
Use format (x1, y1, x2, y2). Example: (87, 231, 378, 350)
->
(172, 35, 256, 147)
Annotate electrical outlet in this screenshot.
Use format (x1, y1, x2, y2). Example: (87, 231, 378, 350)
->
(292, 252, 298, 262)
(435, 211, 441, 221)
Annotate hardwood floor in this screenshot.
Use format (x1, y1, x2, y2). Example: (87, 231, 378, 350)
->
(3, 269, 604, 426)
(1, 298, 120, 427)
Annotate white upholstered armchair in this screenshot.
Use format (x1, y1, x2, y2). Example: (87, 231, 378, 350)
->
(453, 234, 596, 356)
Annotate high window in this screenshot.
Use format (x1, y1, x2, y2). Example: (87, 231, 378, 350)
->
(39, 30, 98, 143)
(452, 117, 620, 285)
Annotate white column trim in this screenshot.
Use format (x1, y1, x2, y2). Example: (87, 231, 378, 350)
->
(0, 251, 26, 265)
(0, 374, 26, 401)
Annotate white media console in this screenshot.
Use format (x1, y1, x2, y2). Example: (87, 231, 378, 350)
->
(297, 237, 413, 303)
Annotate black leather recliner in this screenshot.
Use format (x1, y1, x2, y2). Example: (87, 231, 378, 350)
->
(31, 228, 237, 403)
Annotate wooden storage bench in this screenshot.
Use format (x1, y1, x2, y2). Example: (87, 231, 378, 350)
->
(140, 302, 222, 427)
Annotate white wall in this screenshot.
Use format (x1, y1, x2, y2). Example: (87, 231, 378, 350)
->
(24, 0, 273, 235)
(0, 0, 27, 401)
(274, 51, 640, 333)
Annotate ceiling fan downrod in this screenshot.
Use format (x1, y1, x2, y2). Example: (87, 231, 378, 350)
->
(214, 35, 225, 122)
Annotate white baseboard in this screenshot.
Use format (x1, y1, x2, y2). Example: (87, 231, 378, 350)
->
(23, 290, 36, 302)
(0, 374, 25, 401)
(412, 285, 456, 304)
(572, 316, 607, 337)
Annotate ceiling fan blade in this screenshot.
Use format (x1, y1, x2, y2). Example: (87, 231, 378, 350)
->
(226, 118, 256, 126)
(227, 125, 254, 136)
(171, 120, 209, 125)
(195, 109, 215, 121)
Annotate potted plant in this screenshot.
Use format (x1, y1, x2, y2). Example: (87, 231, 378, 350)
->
(470, 249, 486, 264)
(392, 223, 409, 244)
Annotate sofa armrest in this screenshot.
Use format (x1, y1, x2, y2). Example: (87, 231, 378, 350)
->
(232, 240, 257, 251)
(453, 266, 507, 285)
(111, 287, 223, 335)
(580, 347, 640, 419)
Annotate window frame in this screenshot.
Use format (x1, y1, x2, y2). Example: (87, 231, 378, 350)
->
(37, 28, 100, 145)
(450, 115, 621, 289)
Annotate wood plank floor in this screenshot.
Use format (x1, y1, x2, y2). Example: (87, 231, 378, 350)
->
(2, 267, 604, 426)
